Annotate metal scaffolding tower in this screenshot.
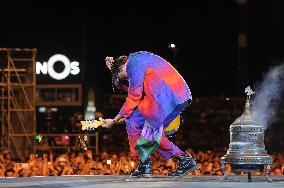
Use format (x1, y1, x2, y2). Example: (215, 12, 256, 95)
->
(0, 48, 37, 160)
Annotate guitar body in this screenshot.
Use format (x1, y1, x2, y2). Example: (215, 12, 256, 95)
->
(164, 115, 181, 136)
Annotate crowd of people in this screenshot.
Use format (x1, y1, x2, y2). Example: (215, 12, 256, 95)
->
(1, 149, 283, 177)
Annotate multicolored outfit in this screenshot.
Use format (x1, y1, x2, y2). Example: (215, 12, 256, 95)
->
(117, 51, 192, 162)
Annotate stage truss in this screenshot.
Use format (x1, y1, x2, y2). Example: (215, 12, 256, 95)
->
(0, 48, 37, 160)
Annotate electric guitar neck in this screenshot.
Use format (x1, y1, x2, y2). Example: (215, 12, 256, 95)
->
(80, 118, 125, 131)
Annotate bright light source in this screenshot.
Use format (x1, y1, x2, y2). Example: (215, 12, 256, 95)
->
(48, 54, 71, 80)
(36, 54, 80, 80)
(36, 135, 42, 142)
(51, 108, 58, 112)
(38, 107, 47, 113)
(226, 97, 230, 101)
(170, 43, 176, 48)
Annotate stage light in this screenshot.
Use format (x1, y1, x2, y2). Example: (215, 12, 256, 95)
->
(170, 43, 176, 48)
(51, 108, 58, 112)
(38, 107, 47, 113)
(36, 135, 42, 142)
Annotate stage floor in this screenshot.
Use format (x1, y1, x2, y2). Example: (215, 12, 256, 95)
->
(0, 175, 283, 188)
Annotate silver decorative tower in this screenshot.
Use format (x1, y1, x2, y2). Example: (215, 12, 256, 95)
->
(221, 86, 273, 182)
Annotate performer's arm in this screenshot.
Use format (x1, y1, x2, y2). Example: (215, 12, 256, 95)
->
(119, 55, 147, 118)
(113, 114, 123, 124)
(101, 114, 124, 128)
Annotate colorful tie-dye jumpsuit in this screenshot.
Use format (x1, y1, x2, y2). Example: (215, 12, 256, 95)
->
(117, 51, 192, 162)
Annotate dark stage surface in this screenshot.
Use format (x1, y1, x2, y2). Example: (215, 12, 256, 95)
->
(0, 175, 283, 188)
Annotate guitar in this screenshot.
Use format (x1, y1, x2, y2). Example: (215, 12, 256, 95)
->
(80, 119, 105, 131)
(77, 118, 125, 151)
(80, 118, 125, 131)
(77, 115, 180, 150)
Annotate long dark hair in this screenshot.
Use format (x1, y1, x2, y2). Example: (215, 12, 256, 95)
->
(111, 56, 128, 92)
(110, 55, 128, 75)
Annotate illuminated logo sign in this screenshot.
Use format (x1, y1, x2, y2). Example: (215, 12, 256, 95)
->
(36, 54, 80, 80)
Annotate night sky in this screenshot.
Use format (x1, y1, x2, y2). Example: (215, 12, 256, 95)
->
(1, 0, 284, 97)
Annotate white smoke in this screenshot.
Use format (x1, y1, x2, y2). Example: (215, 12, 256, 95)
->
(251, 63, 284, 129)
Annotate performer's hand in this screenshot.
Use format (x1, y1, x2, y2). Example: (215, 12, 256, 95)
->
(105, 56, 114, 70)
(102, 119, 115, 128)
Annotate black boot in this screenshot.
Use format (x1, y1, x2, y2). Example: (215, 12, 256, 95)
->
(168, 151, 197, 177)
(131, 157, 152, 178)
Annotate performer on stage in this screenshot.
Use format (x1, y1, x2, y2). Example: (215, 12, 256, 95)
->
(103, 51, 197, 177)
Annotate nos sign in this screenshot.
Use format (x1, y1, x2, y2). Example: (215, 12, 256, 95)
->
(36, 54, 80, 80)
